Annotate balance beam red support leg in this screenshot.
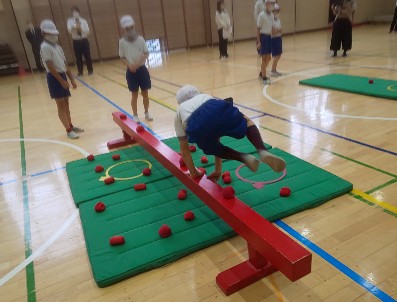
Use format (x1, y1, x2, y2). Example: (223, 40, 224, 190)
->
(107, 129, 136, 149)
(108, 111, 312, 295)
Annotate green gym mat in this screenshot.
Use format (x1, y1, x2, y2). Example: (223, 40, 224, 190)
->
(66, 137, 352, 287)
(299, 73, 397, 100)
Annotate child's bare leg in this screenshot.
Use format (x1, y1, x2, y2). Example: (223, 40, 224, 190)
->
(141, 89, 149, 113)
(271, 55, 280, 72)
(261, 54, 271, 78)
(217, 145, 259, 172)
(244, 116, 286, 172)
(55, 98, 70, 130)
(131, 91, 139, 116)
(64, 97, 72, 127)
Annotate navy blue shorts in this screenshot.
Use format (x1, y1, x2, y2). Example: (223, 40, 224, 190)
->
(186, 99, 247, 156)
(258, 34, 271, 56)
(126, 65, 151, 91)
(46, 72, 71, 99)
(271, 37, 282, 57)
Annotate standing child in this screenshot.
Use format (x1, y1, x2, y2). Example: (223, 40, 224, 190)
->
(270, 3, 282, 77)
(119, 15, 153, 122)
(215, 0, 232, 60)
(257, 0, 276, 84)
(40, 19, 83, 139)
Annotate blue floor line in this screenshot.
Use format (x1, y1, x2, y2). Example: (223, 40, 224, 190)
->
(275, 220, 396, 302)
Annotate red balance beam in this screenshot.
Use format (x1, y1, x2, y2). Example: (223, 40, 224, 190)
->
(108, 112, 312, 295)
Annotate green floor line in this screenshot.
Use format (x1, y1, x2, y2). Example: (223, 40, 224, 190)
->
(349, 193, 397, 219)
(366, 178, 397, 195)
(18, 86, 36, 302)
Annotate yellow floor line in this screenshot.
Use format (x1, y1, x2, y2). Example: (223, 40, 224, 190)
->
(352, 189, 397, 214)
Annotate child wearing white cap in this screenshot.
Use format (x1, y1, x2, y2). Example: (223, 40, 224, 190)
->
(257, 0, 276, 85)
(119, 15, 153, 122)
(174, 85, 286, 180)
(40, 19, 83, 139)
(270, 3, 282, 77)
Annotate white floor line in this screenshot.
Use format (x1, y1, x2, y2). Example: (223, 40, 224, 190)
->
(0, 138, 88, 287)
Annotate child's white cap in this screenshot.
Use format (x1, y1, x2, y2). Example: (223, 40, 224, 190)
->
(176, 85, 201, 104)
(264, 0, 276, 3)
(40, 19, 59, 35)
(120, 15, 135, 29)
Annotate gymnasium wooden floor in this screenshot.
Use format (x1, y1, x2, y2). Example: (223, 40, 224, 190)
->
(1, 24, 396, 302)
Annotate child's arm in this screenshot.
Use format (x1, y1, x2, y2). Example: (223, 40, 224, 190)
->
(65, 65, 77, 89)
(179, 137, 203, 179)
(46, 60, 70, 89)
(256, 27, 261, 50)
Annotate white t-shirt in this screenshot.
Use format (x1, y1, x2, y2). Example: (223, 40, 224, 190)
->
(215, 10, 230, 30)
(119, 37, 149, 66)
(67, 17, 90, 40)
(174, 94, 213, 138)
(254, 0, 265, 22)
(40, 41, 67, 73)
(272, 18, 282, 38)
(257, 11, 274, 35)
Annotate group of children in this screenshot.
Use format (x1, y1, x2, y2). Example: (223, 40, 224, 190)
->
(39, 14, 152, 139)
(39, 9, 286, 177)
(215, 0, 283, 85)
(256, 0, 283, 85)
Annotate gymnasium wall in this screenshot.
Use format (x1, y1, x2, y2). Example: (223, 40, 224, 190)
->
(0, 0, 395, 70)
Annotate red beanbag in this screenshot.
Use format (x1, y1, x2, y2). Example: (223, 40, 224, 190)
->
(87, 154, 95, 161)
(201, 156, 208, 164)
(120, 113, 127, 120)
(95, 165, 104, 173)
(223, 176, 232, 184)
(222, 171, 231, 179)
(104, 177, 115, 185)
(109, 235, 125, 246)
(280, 187, 291, 197)
(112, 154, 120, 160)
(158, 224, 171, 238)
(189, 145, 197, 152)
(184, 211, 195, 221)
(136, 125, 144, 132)
(94, 202, 106, 212)
(223, 186, 235, 199)
(142, 168, 151, 176)
(177, 189, 187, 200)
(134, 183, 146, 191)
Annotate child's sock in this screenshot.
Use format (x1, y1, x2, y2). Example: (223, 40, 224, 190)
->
(66, 127, 72, 133)
(259, 150, 286, 172)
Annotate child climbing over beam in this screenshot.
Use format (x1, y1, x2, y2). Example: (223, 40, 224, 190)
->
(174, 85, 286, 181)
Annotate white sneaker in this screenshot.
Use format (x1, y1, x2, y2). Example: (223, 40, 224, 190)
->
(263, 78, 271, 85)
(67, 130, 79, 139)
(259, 150, 286, 172)
(242, 154, 260, 172)
(72, 126, 84, 133)
(144, 112, 153, 121)
(133, 115, 140, 123)
(270, 71, 282, 77)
